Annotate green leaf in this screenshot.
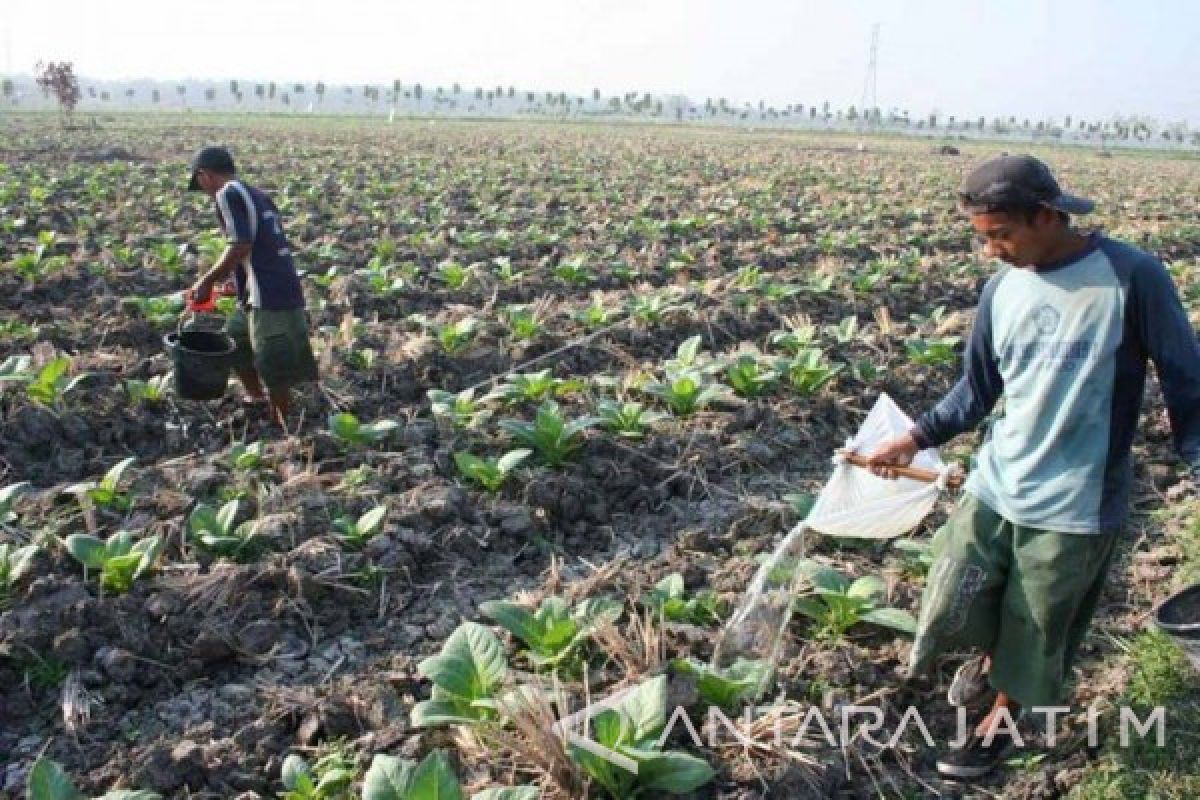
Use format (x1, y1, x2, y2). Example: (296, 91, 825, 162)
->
(479, 600, 543, 651)
(95, 791, 163, 800)
(847, 575, 886, 601)
(635, 750, 716, 793)
(358, 506, 388, 537)
(417, 621, 507, 702)
(280, 754, 311, 791)
(797, 560, 849, 593)
(64, 534, 107, 569)
(653, 573, 685, 601)
(329, 412, 362, 441)
(495, 448, 531, 473)
(362, 754, 416, 800)
(101, 457, 136, 490)
(407, 750, 463, 800)
(411, 697, 484, 728)
(859, 607, 918, 635)
(792, 597, 828, 621)
(26, 757, 82, 800)
(470, 788, 540, 800)
(618, 674, 668, 742)
(216, 499, 239, 534)
(188, 504, 220, 536)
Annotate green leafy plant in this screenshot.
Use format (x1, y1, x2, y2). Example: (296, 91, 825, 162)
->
(670, 657, 769, 710)
(768, 323, 817, 355)
(499, 401, 599, 466)
(503, 305, 544, 341)
(724, 353, 779, 398)
(328, 412, 400, 447)
(479, 595, 621, 668)
(826, 315, 859, 345)
(643, 573, 724, 626)
(893, 538, 935, 578)
(490, 256, 523, 283)
(187, 499, 264, 560)
(435, 318, 479, 355)
(626, 291, 691, 326)
(279, 750, 356, 800)
(905, 335, 962, 367)
(435, 259, 472, 289)
(22, 357, 88, 407)
(361, 750, 464, 800)
(428, 388, 491, 429)
(573, 296, 611, 328)
(567, 674, 715, 798)
(411, 621, 508, 727)
(454, 449, 531, 492)
(0, 541, 38, 609)
(553, 255, 593, 286)
(643, 371, 730, 417)
(332, 506, 388, 549)
(780, 349, 842, 395)
(595, 399, 668, 439)
(63, 530, 162, 594)
(26, 756, 162, 800)
(791, 560, 916, 640)
(1, 480, 29, 524)
(64, 457, 136, 511)
(124, 375, 170, 404)
(228, 441, 266, 471)
(488, 370, 584, 405)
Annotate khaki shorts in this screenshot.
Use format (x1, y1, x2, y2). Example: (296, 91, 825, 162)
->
(226, 307, 319, 390)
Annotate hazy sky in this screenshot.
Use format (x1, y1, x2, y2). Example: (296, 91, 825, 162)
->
(4, 0, 1197, 124)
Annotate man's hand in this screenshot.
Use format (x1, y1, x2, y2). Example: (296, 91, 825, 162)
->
(864, 432, 921, 480)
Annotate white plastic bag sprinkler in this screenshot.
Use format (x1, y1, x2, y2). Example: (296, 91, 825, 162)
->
(711, 393, 963, 698)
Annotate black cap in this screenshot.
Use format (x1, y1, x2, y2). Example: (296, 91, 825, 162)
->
(187, 146, 236, 191)
(959, 155, 1094, 215)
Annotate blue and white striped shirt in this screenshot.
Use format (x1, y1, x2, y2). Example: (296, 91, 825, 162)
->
(214, 180, 305, 311)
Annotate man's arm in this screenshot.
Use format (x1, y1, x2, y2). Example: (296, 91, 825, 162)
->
(866, 275, 1005, 475)
(1132, 257, 1200, 476)
(192, 185, 254, 302)
(192, 242, 251, 301)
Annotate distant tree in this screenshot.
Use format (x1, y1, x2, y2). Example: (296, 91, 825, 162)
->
(977, 116, 985, 130)
(230, 79, 239, 96)
(508, 86, 515, 98)
(413, 83, 422, 108)
(928, 113, 937, 128)
(204, 87, 215, 104)
(255, 84, 264, 102)
(100, 90, 110, 102)
(810, 106, 817, 119)
(453, 82, 461, 95)
(846, 105, 858, 121)
(268, 82, 276, 100)
(294, 83, 305, 94)
(393, 79, 401, 97)
(1063, 114, 1072, 130)
(1, 78, 13, 104)
(315, 82, 326, 103)
(177, 84, 187, 106)
(151, 88, 160, 104)
(282, 92, 290, 107)
(527, 91, 535, 105)
(593, 87, 601, 103)
(35, 61, 82, 119)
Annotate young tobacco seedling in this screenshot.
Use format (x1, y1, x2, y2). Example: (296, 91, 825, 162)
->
(779, 349, 842, 396)
(0, 541, 38, 609)
(64, 530, 162, 594)
(670, 657, 769, 710)
(499, 400, 599, 466)
(454, 449, 531, 493)
(188, 499, 264, 561)
(488, 370, 584, 405)
(502, 305, 543, 341)
(724, 354, 779, 398)
(124, 374, 170, 404)
(228, 441, 266, 471)
(0, 480, 29, 524)
(479, 595, 621, 668)
(435, 260, 472, 290)
(791, 560, 917, 640)
(435, 318, 479, 355)
(428, 388, 491, 429)
(568, 674, 715, 798)
(24, 357, 88, 407)
(595, 399, 668, 439)
(279, 750, 356, 800)
(328, 412, 400, 447)
(64, 457, 137, 512)
(905, 335, 962, 367)
(644, 573, 725, 626)
(643, 370, 730, 417)
(27, 756, 161, 800)
(332, 506, 388, 549)
(411, 621, 508, 728)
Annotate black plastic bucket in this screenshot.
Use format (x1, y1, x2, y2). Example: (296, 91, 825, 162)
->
(1152, 583, 1200, 673)
(164, 329, 235, 401)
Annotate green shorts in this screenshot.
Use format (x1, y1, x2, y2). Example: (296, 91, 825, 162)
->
(226, 307, 319, 391)
(907, 493, 1120, 708)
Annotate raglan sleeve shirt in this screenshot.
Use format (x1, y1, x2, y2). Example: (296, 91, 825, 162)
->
(1127, 253, 1200, 478)
(910, 273, 1007, 450)
(216, 184, 255, 244)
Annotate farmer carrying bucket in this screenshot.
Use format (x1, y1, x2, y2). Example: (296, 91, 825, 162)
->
(184, 146, 319, 428)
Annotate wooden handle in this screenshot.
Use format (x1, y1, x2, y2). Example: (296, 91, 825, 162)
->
(840, 451, 964, 489)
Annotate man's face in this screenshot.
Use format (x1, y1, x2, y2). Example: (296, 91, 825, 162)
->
(969, 208, 1057, 268)
(193, 169, 219, 196)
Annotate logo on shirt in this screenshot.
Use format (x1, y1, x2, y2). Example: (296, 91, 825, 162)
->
(1032, 303, 1061, 336)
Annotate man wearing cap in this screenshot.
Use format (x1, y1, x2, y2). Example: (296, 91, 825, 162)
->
(187, 146, 318, 428)
(867, 155, 1200, 778)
